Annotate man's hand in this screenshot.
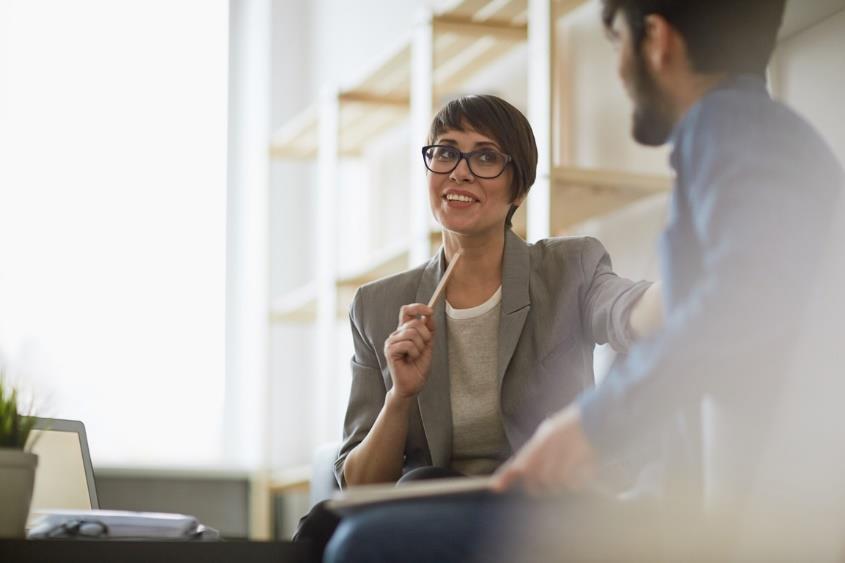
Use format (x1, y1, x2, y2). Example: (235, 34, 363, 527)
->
(492, 405, 598, 494)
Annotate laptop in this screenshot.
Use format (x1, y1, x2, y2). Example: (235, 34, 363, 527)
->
(26, 417, 99, 516)
(23, 420, 219, 540)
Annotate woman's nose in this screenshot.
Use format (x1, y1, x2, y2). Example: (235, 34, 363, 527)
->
(450, 157, 474, 182)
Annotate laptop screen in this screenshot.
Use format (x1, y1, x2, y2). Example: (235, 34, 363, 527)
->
(27, 418, 99, 518)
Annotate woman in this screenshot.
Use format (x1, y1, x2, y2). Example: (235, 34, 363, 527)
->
(338, 94, 660, 487)
(294, 94, 660, 561)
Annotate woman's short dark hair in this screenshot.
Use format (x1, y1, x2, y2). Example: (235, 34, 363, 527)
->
(601, 0, 785, 77)
(427, 94, 538, 228)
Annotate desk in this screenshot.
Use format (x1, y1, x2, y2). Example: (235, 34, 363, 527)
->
(0, 539, 310, 563)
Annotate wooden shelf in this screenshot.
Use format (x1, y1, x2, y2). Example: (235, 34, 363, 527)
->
(335, 233, 450, 317)
(269, 282, 318, 323)
(336, 240, 412, 289)
(550, 166, 673, 233)
(269, 105, 319, 159)
(270, 0, 530, 161)
(273, 233, 447, 323)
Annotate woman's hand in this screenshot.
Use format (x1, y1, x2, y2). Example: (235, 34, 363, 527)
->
(629, 281, 664, 340)
(384, 304, 436, 399)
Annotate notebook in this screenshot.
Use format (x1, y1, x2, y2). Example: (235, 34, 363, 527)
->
(326, 476, 493, 514)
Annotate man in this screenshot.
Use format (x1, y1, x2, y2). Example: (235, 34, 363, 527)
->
(325, 1, 845, 560)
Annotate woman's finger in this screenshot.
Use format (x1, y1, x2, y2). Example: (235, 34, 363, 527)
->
(398, 304, 434, 325)
(395, 328, 426, 351)
(389, 340, 422, 360)
(398, 321, 432, 343)
(388, 326, 426, 351)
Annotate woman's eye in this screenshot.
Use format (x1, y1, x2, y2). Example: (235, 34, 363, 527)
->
(478, 151, 500, 164)
(436, 149, 458, 161)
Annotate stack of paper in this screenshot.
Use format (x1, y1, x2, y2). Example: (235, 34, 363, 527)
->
(27, 509, 218, 540)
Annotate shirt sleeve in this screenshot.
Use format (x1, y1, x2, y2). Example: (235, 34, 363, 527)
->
(579, 236, 653, 353)
(577, 101, 839, 457)
(333, 287, 387, 488)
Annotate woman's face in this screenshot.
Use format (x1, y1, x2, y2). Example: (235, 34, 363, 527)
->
(427, 127, 517, 237)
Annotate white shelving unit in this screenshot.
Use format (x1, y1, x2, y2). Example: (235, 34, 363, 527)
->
(271, 0, 535, 325)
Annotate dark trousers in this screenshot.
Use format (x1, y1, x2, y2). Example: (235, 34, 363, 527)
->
(293, 466, 464, 563)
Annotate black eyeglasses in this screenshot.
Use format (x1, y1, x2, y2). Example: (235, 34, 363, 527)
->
(46, 519, 110, 538)
(421, 145, 512, 179)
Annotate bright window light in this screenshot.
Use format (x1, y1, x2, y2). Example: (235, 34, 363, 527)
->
(0, 0, 229, 467)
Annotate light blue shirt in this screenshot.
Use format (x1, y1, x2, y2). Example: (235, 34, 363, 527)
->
(578, 74, 845, 499)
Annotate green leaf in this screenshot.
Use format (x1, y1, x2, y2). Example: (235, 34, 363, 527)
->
(0, 373, 37, 450)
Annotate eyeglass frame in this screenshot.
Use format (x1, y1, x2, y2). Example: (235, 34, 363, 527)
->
(421, 144, 513, 179)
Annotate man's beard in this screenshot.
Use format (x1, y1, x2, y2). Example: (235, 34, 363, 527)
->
(630, 53, 675, 146)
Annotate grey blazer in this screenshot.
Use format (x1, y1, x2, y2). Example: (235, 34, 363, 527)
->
(334, 229, 651, 486)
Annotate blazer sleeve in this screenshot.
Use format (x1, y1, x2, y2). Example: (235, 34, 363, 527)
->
(579, 236, 653, 352)
(333, 287, 387, 488)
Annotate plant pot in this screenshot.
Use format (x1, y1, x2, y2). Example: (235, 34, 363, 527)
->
(0, 449, 38, 538)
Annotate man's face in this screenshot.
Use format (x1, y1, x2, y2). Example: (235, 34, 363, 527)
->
(610, 13, 675, 146)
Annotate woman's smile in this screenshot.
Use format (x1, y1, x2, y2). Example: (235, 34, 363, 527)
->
(443, 188, 481, 209)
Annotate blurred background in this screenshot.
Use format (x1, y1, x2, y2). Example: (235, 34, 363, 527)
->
(1, 0, 843, 540)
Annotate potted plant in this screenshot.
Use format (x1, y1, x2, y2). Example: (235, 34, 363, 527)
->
(0, 375, 38, 538)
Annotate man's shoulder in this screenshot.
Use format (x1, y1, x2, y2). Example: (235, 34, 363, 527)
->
(688, 84, 827, 153)
(679, 82, 842, 181)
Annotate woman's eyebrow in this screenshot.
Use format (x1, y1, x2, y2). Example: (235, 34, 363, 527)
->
(435, 137, 502, 151)
(434, 138, 501, 150)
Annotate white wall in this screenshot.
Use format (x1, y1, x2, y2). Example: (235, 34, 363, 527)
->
(307, 0, 421, 97)
(773, 8, 845, 163)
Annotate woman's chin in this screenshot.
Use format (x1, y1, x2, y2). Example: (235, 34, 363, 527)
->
(437, 219, 477, 236)
(434, 211, 502, 238)
(438, 221, 502, 239)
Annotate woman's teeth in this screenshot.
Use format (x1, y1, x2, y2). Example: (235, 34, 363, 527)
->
(446, 193, 474, 203)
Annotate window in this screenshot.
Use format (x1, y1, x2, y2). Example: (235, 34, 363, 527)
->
(0, 0, 229, 467)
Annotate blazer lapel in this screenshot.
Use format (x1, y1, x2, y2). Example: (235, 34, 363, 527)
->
(415, 248, 452, 468)
(498, 230, 531, 387)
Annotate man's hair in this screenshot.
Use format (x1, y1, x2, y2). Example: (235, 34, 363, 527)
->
(428, 94, 538, 228)
(601, 0, 786, 77)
